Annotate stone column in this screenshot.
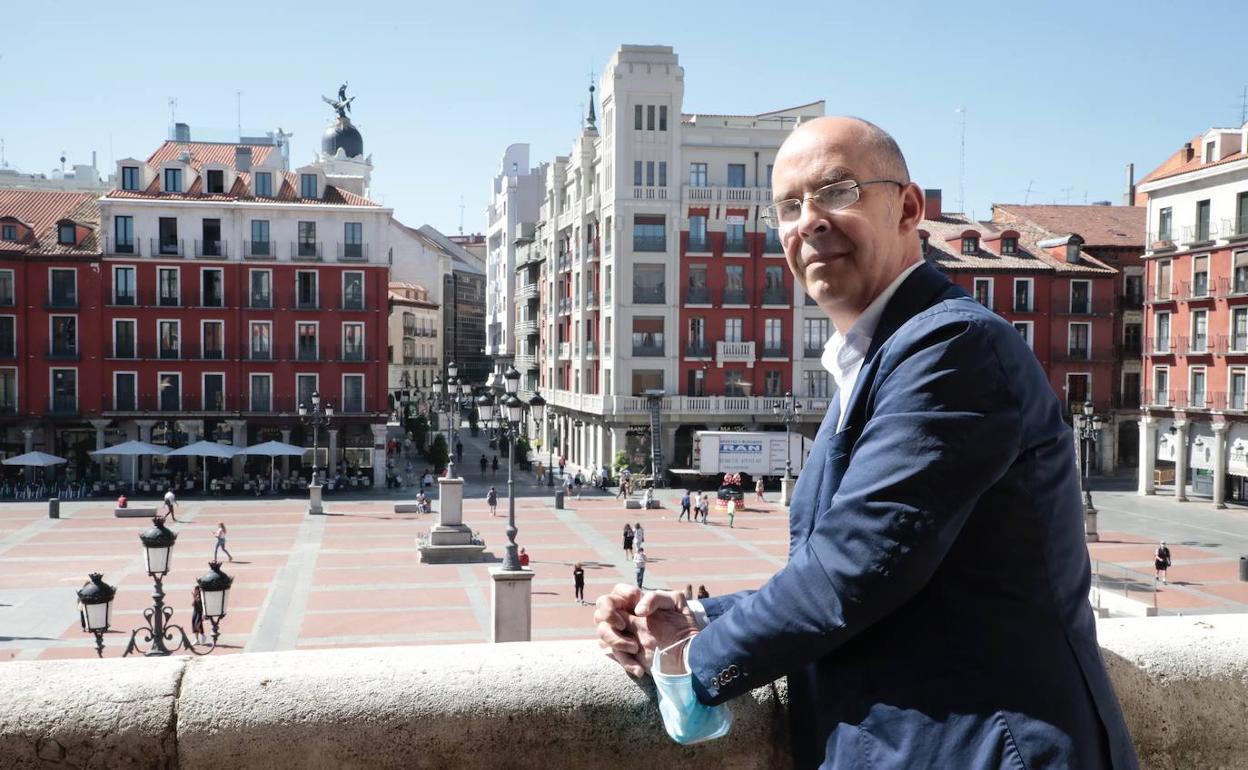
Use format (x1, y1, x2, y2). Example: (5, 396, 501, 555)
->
(371, 423, 388, 488)
(89, 419, 110, 486)
(328, 428, 340, 479)
(135, 420, 157, 479)
(1212, 421, 1229, 510)
(1099, 417, 1116, 475)
(183, 420, 202, 476)
(21, 427, 34, 482)
(1138, 415, 1157, 496)
(1174, 418, 1189, 502)
(662, 426, 678, 469)
(490, 567, 535, 643)
(229, 420, 247, 479)
(610, 425, 627, 468)
(281, 429, 293, 478)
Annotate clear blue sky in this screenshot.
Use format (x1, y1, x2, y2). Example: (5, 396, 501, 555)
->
(4, 0, 1247, 232)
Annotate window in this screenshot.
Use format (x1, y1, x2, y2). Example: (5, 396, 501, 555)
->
(51, 368, 76, 413)
(1196, 199, 1211, 241)
(688, 215, 708, 251)
(633, 264, 665, 303)
(1013, 321, 1033, 349)
(298, 221, 317, 257)
(205, 169, 225, 194)
(113, 320, 135, 358)
(243, 373, 271, 412)
(631, 318, 664, 356)
(1206, 141, 1216, 163)
(690, 163, 707, 187)
(1153, 367, 1169, 405)
(203, 373, 225, 411)
(1070, 280, 1090, 313)
(1, 225, 14, 241)
(250, 270, 271, 308)
(158, 268, 179, 306)
(1068, 323, 1090, 359)
(201, 218, 222, 257)
(1156, 260, 1172, 300)
(300, 173, 318, 198)
(764, 225, 782, 253)
(296, 271, 318, 308)
(249, 322, 272, 360)
(114, 372, 136, 411)
(1123, 322, 1142, 355)
(342, 374, 365, 413)
(158, 373, 180, 411)
(342, 323, 365, 361)
(766, 164, 773, 188)
(1231, 369, 1247, 411)
(158, 320, 180, 359)
(659, 105, 668, 131)
(109, 215, 132, 256)
(158, 217, 179, 255)
(725, 219, 746, 252)
(1158, 207, 1172, 241)
(202, 321, 224, 359)
(764, 370, 782, 397)
(1001, 237, 1018, 255)
(634, 104, 643, 130)
(604, 216, 612, 253)
(1013, 278, 1033, 312)
(725, 317, 743, 343)
(163, 167, 182, 192)
(1155, 312, 1171, 352)
(633, 216, 665, 252)
(658, 162, 667, 187)
(804, 370, 830, 398)
(105, 268, 134, 309)
(1237, 192, 1248, 236)
(1191, 309, 1208, 351)
(296, 375, 317, 410)
(57, 222, 76, 245)
(49, 269, 76, 306)
(804, 318, 830, 356)
(1234, 308, 1248, 352)
(50, 316, 76, 357)
(1192, 256, 1209, 297)
(121, 166, 139, 191)
(973, 278, 993, 309)
(961, 236, 978, 255)
(686, 265, 709, 304)
(201, 269, 224, 307)
(764, 318, 784, 355)
(1190, 368, 1207, 408)
(344, 222, 363, 259)
(646, 162, 655, 186)
(297, 322, 319, 360)
(727, 164, 746, 188)
(342, 271, 364, 309)
(250, 220, 270, 256)
(633, 161, 643, 187)
(1065, 374, 1089, 413)
(763, 266, 786, 304)
(646, 105, 655, 131)
(254, 171, 273, 197)
(722, 369, 747, 397)
(0, 317, 13, 358)
(724, 265, 746, 304)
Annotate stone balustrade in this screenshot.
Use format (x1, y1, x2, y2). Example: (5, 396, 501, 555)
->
(2, 615, 1246, 769)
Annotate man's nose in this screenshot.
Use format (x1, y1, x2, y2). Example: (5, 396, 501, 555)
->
(795, 198, 832, 240)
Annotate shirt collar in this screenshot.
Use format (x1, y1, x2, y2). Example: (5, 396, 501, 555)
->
(821, 261, 923, 377)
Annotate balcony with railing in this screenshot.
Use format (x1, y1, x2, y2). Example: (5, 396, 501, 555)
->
(194, 240, 228, 259)
(1052, 296, 1116, 315)
(632, 235, 666, 253)
(337, 242, 367, 261)
(633, 286, 665, 304)
(683, 287, 711, 305)
(631, 336, 664, 357)
(1053, 345, 1118, 363)
(292, 241, 324, 262)
(631, 186, 669, 200)
(1177, 335, 1213, 356)
(1141, 389, 1171, 407)
(557, 254, 571, 272)
(517, 319, 539, 336)
(761, 341, 788, 359)
(804, 344, 823, 358)
(1216, 334, 1248, 356)
(724, 237, 748, 254)
(49, 394, 78, 415)
(558, 342, 571, 360)
(150, 238, 185, 258)
(722, 288, 748, 306)
(1118, 293, 1144, 310)
(104, 236, 140, 256)
(761, 287, 788, 306)
(1217, 275, 1248, 300)
(585, 341, 598, 358)
(716, 340, 755, 365)
(683, 342, 711, 359)
(585, 292, 599, 310)
(1223, 216, 1248, 242)
(681, 185, 771, 204)
(764, 232, 783, 254)
(1148, 284, 1176, 303)
(45, 293, 79, 311)
(1179, 279, 1215, 303)
(244, 241, 275, 260)
(517, 282, 539, 302)
(686, 236, 709, 253)
(558, 297, 571, 315)
(1211, 390, 1248, 411)
(1146, 336, 1176, 355)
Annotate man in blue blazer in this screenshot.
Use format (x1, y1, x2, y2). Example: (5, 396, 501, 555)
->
(595, 117, 1137, 769)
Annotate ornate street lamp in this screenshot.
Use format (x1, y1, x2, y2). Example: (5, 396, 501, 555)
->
(76, 573, 116, 658)
(195, 561, 235, 648)
(481, 368, 537, 572)
(298, 391, 334, 487)
(773, 392, 802, 480)
(1076, 400, 1104, 541)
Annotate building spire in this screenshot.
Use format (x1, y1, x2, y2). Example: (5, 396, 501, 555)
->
(586, 78, 597, 130)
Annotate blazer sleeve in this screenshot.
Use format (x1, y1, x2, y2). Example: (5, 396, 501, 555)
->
(688, 315, 1022, 704)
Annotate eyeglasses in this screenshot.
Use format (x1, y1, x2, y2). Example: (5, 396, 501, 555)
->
(761, 179, 903, 230)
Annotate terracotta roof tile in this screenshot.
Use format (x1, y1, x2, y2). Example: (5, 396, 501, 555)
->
(1138, 132, 1248, 185)
(921, 214, 1115, 275)
(146, 141, 276, 172)
(991, 204, 1145, 248)
(0, 190, 99, 256)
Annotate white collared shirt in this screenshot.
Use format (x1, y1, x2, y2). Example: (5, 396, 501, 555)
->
(821, 261, 923, 430)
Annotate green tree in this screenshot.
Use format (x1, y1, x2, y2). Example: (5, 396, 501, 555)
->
(429, 434, 449, 472)
(411, 415, 429, 449)
(613, 450, 630, 471)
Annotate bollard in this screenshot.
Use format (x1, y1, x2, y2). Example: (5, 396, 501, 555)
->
(48, 497, 60, 519)
(1240, 555, 1248, 583)
(554, 490, 565, 510)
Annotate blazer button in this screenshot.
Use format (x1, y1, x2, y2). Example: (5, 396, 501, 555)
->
(728, 665, 739, 677)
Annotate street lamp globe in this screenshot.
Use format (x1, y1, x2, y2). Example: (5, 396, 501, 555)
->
(459, 380, 472, 397)
(504, 366, 521, 394)
(139, 517, 178, 576)
(504, 394, 525, 424)
(447, 361, 459, 379)
(325, 402, 334, 418)
(197, 561, 234, 620)
(528, 391, 546, 422)
(298, 402, 308, 417)
(476, 393, 497, 424)
(312, 390, 321, 408)
(432, 374, 443, 389)
(77, 573, 116, 633)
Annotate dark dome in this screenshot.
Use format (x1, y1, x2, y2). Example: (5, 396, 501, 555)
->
(322, 117, 363, 158)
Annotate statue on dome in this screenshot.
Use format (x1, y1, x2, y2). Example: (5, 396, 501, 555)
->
(322, 82, 355, 120)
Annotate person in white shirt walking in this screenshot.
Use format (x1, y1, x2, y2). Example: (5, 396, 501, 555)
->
(163, 488, 178, 522)
(634, 547, 647, 588)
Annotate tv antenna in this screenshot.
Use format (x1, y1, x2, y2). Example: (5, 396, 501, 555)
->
(1023, 180, 1035, 205)
(236, 91, 243, 141)
(955, 106, 967, 214)
(1059, 185, 1075, 204)
(459, 195, 465, 235)
(168, 97, 177, 126)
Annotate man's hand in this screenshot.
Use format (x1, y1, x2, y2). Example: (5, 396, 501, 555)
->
(594, 583, 646, 677)
(632, 590, 700, 675)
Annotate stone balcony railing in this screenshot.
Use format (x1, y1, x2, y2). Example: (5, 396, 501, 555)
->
(2, 615, 1247, 769)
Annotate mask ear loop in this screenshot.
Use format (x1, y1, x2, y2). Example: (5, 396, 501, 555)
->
(655, 638, 688, 676)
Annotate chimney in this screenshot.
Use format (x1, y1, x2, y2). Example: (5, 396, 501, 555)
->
(924, 189, 942, 220)
(174, 122, 191, 142)
(1124, 163, 1135, 206)
(235, 146, 253, 172)
(1183, 142, 1194, 162)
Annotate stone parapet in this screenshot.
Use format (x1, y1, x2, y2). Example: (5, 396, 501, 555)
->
(2, 616, 1246, 769)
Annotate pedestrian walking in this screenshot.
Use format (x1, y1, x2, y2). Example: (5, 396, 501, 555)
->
(564, 474, 574, 500)
(683, 584, 694, 600)
(634, 522, 645, 550)
(574, 471, 584, 500)
(455, 440, 463, 464)
(1154, 541, 1172, 584)
(487, 486, 498, 517)
(615, 477, 629, 500)
(573, 563, 586, 604)
(491, 456, 499, 477)
(213, 522, 233, 562)
(191, 585, 206, 645)
(519, 547, 530, 567)
(422, 470, 433, 490)
(559, 456, 566, 477)
(480, 455, 488, 475)
(755, 477, 766, 502)
(696, 584, 710, 599)
(678, 490, 692, 522)
(622, 523, 634, 559)
(633, 547, 646, 588)
(163, 487, 178, 522)
(727, 497, 737, 528)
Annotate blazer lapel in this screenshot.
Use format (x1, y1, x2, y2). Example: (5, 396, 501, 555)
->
(788, 398, 840, 555)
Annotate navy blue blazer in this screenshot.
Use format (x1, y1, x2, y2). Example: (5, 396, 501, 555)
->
(688, 263, 1137, 769)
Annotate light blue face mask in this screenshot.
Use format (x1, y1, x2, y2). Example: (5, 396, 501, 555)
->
(652, 639, 733, 745)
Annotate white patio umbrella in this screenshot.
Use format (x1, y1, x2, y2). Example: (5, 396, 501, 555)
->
(90, 440, 172, 486)
(241, 441, 306, 492)
(3, 451, 68, 467)
(167, 441, 242, 493)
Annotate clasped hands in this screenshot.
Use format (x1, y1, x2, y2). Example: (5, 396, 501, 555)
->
(594, 584, 700, 677)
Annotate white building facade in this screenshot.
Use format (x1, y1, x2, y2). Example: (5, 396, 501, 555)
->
(486, 145, 545, 362)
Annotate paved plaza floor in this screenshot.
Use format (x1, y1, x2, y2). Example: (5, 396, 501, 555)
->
(3, 465, 1247, 662)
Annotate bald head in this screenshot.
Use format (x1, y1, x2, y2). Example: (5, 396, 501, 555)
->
(781, 116, 910, 186)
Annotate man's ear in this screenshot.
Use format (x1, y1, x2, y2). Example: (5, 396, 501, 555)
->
(897, 182, 925, 235)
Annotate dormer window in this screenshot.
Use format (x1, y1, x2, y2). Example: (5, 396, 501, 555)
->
(1066, 243, 1081, 263)
(163, 168, 182, 193)
(1, 225, 15, 242)
(57, 223, 76, 246)
(300, 173, 318, 198)
(121, 166, 140, 191)
(1205, 141, 1216, 163)
(1001, 237, 1018, 255)
(255, 171, 273, 197)
(961, 236, 978, 255)
(205, 169, 225, 194)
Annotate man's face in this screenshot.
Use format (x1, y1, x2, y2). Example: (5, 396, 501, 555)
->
(772, 125, 908, 324)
